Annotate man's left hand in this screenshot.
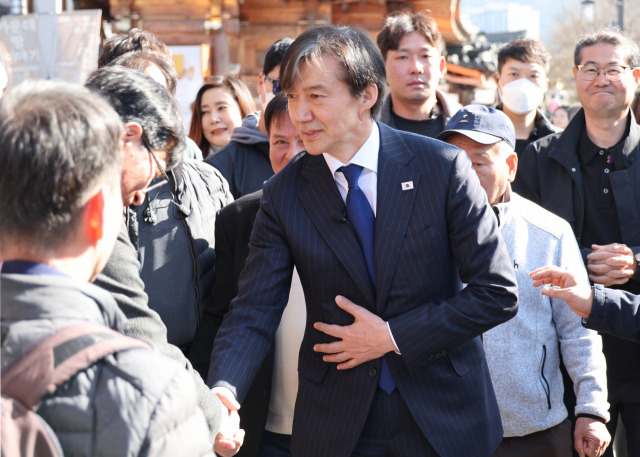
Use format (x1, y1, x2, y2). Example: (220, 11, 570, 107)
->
(574, 417, 610, 457)
(313, 295, 396, 370)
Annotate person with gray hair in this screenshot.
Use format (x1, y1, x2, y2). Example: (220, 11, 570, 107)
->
(0, 80, 214, 457)
(85, 66, 240, 456)
(517, 28, 640, 457)
(439, 105, 610, 457)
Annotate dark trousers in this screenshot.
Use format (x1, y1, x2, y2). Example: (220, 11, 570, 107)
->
(491, 419, 572, 457)
(351, 387, 439, 457)
(257, 431, 292, 457)
(602, 377, 640, 457)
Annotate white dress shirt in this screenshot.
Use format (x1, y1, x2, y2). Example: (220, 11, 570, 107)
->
(323, 122, 379, 214)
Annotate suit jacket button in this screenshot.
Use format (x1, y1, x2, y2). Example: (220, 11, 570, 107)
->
(368, 368, 378, 378)
(441, 351, 448, 357)
(428, 355, 436, 362)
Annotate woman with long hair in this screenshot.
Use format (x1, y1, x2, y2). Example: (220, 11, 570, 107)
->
(189, 75, 255, 158)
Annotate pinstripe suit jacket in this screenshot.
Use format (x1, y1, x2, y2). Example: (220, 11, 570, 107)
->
(210, 122, 518, 457)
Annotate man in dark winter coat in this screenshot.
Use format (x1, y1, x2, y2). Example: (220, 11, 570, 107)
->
(517, 29, 640, 457)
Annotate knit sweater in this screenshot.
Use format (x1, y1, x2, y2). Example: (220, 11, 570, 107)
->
(264, 267, 306, 434)
(483, 192, 609, 437)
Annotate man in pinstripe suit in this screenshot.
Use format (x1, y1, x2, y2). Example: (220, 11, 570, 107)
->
(209, 25, 519, 457)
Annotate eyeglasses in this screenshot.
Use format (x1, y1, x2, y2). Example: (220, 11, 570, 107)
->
(140, 133, 169, 193)
(264, 75, 282, 95)
(576, 64, 634, 82)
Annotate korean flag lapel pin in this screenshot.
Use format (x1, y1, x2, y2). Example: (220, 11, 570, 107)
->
(401, 181, 414, 191)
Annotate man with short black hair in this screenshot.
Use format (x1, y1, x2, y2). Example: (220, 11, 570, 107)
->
(209, 25, 518, 457)
(518, 28, 640, 457)
(98, 28, 172, 68)
(495, 39, 560, 158)
(376, 10, 460, 137)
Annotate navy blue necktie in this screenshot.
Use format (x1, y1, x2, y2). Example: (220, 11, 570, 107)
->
(340, 164, 396, 394)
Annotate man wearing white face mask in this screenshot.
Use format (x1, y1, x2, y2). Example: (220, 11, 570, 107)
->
(495, 39, 560, 157)
(206, 38, 293, 199)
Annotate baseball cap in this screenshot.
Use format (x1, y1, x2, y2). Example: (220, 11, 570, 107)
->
(437, 104, 516, 150)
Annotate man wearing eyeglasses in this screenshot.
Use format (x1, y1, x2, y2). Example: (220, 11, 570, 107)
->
(206, 38, 293, 199)
(85, 66, 242, 456)
(517, 29, 640, 457)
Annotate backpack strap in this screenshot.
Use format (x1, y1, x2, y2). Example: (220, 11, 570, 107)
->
(1, 323, 149, 409)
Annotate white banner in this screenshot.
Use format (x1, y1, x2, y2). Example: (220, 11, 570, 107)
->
(0, 9, 101, 88)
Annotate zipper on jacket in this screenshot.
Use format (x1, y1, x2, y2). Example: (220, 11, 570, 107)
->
(180, 215, 201, 328)
(540, 344, 551, 410)
(172, 166, 201, 331)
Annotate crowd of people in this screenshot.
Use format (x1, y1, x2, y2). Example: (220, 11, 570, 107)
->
(1, 8, 640, 457)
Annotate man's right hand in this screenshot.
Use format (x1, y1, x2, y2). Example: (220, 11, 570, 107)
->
(530, 266, 594, 319)
(212, 387, 243, 456)
(574, 417, 610, 457)
(587, 243, 636, 286)
(213, 386, 240, 411)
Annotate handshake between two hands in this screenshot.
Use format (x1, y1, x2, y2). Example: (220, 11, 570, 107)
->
(212, 387, 244, 457)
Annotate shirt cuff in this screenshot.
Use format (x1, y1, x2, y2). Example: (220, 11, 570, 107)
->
(576, 413, 607, 424)
(386, 321, 401, 354)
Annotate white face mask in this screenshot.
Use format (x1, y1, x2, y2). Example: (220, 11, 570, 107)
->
(499, 78, 545, 115)
(259, 90, 275, 113)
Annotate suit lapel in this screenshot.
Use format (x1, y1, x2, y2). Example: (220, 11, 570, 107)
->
(375, 125, 420, 314)
(298, 154, 376, 306)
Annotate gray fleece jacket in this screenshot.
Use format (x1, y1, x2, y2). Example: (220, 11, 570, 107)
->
(483, 192, 609, 437)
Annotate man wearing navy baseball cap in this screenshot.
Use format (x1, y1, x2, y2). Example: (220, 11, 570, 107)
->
(439, 105, 611, 457)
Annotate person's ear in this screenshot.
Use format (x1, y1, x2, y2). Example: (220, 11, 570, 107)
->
(439, 55, 446, 77)
(83, 187, 106, 244)
(495, 73, 503, 95)
(359, 83, 378, 114)
(507, 152, 518, 183)
(257, 72, 266, 99)
(123, 121, 143, 143)
(131, 189, 147, 206)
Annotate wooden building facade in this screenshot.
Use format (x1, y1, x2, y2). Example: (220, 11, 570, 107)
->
(101, 0, 472, 79)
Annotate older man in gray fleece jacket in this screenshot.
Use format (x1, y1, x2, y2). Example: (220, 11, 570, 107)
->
(439, 105, 610, 457)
